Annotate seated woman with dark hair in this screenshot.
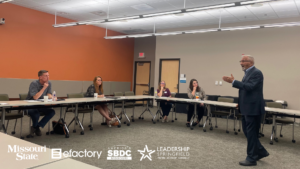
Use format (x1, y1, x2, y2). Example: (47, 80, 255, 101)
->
(85, 76, 116, 127)
(186, 79, 206, 127)
(157, 80, 172, 122)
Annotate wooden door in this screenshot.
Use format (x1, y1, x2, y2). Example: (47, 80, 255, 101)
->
(160, 60, 179, 93)
(135, 62, 150, 104)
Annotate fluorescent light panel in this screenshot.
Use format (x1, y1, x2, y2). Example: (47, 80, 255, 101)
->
(185, 29, 218, 34)
(52, 0, 277, 28)
(53, 23, 77, 27)
(241, 0, 272, 5)
(155, 32, 183, 36)
(104, 22, 300, 39)
(186, 3, 235, 12)
(127, 34, 153, 38)
(78, 20, 104, 25)
(143, 11, 181, 17)
(0, 0, 13, 3)
(108, 16, 139, 22)
(105, 36, 127, 39)
(221, 26, 260, 31)
(264, 22, 300, 28)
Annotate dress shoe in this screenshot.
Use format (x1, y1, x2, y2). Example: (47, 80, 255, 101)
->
(30, 126, 36, 137)
(239, 160, 257, 166)
(35, 127, 42, 136)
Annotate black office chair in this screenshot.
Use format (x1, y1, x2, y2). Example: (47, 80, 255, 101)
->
(65, 93, 94, 135)
(209, 97, 234, 134)
(0, 94, 24, 139)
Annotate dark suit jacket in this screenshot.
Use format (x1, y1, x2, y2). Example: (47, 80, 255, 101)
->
(233, 66, 265, 116)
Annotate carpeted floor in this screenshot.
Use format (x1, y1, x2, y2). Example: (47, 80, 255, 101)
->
(4, 106, 300, 169)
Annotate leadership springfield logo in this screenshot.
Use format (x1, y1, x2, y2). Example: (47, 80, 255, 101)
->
(157, 147, 190, 160)
(138, 145, 155, 161)
(8, 145, 47, 161)
(107, 145, 132, 160)
(51, 148, 102, 159)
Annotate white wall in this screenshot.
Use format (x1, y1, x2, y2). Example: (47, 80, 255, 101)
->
(155, 25, 300, 110)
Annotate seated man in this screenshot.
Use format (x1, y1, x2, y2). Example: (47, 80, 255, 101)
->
(26, 70, 55, 137)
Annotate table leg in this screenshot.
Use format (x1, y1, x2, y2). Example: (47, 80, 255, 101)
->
(111, 103, 121, 128)
(270, 114, 276, 145)
(203, 104, 210, 132)
(74, 104, 84, 135)
(1, 107, 6, 133)
(122, 100, 131, 126)
(153, 102, 162, 124)
(189, 103, 196, 130)
(138, 99, 154, 120)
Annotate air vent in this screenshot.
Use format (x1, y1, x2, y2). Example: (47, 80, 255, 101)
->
(57, 12, 68, 15)
(131, 4, 154, 11)
(122, 29, 146, 34)
(91, 11, 107, 16)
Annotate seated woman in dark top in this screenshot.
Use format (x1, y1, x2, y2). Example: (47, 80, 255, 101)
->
(157, 80, 172, 122)
(85, 76, 116, 127)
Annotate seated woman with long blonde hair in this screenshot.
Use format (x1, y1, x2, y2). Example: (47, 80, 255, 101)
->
(85, 76, 116, 127)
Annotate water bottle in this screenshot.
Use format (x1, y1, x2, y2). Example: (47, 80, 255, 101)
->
(52, 91, 56, 101)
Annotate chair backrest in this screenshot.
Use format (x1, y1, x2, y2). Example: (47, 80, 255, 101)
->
(0, 94, 9, 101)
(218, 97, 234, 103)
(221, 96, 239, 103)
(207, 95, 221, 101)
(171, 92, 176, 97)
(114, 92, 123, 96)
(124, 91, 134, 96)
(67, 93, 84, 98)
(19, 94, 28, 100)
(266, 102, 282, 109)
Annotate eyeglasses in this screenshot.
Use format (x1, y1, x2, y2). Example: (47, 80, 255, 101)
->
(160, 83, 165, 84)
(239, 60, 250, 63)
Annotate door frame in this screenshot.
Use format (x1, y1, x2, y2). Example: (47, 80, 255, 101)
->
(134, 61, 151, 94)
(158, 58, 181, 93)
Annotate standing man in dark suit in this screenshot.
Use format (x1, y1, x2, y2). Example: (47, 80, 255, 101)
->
(223, 55, 269, 166)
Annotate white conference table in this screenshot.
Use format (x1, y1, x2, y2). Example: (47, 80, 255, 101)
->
(154, 97, 300, 142)
(0, 96, 154, 136)
(1, 96, 300, 142)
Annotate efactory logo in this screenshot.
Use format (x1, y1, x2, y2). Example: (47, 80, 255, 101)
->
(107, 145, 132, 160)
(138, 145, 155, 161)
(51, 148, 102, 159)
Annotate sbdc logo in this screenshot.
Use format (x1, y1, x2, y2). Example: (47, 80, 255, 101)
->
(107, 145, 132, 160)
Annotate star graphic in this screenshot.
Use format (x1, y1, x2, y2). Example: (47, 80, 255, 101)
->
(138, 145, 155, 161)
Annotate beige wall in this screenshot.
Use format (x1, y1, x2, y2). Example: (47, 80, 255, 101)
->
(155, 25, 300, 110)
(0, 78, 131, 98)
(133, 36, 156, 89)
